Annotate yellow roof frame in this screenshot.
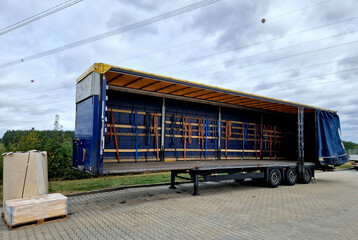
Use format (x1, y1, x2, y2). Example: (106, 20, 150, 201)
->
(77, 63, 335, 114)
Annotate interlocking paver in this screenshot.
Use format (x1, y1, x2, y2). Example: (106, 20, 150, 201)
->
(1, 170, 358, 239)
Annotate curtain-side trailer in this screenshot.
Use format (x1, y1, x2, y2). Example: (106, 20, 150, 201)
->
(72, 63, 348, 195)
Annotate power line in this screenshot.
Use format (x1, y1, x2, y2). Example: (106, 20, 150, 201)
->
(5, 51, 356, 102)
(4, 43, 358, 103)
(0, 0, 222, 70)
(148, 15, 358, 72)
(262, 76, 358, 93)
(242, 67, 358, 92)
(0, 0, 83, 36)
(120, 0, 334, 64)
(234, 55, 358, 82)
(7, 55, 357, 102)
(10, 56, 358, 102)
(175, 28, 358, 75)
(194, 39, 358, 78)
(4, 50, 358, 103)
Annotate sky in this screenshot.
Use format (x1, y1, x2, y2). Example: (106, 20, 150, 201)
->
(0, 0, 357, 142)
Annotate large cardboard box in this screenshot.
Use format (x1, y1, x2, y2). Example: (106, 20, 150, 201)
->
(4, 193, 68, 226)
(2, 150, 48, 212)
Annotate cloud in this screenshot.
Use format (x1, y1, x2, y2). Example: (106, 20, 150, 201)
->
(0, 0, 357, 144)
(124, 0, 159, 11)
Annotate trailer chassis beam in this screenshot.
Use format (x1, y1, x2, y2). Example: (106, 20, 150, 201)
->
(170, 168, 269, 196)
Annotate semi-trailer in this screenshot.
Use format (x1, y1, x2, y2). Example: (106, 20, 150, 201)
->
(72, 63, 348, 195)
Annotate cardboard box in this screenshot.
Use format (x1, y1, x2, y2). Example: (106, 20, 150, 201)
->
(2, 150, 48, 211)
(4, 193, 68, 226)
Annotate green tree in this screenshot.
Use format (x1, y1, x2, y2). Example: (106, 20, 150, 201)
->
(2, 116, 89, 180)
(0, 142, 4, 182)
(8, 128, 41, 151)
(343, 141, 358, 151)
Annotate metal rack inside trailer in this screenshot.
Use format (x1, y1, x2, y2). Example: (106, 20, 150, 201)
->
(73, 63, 348, 194)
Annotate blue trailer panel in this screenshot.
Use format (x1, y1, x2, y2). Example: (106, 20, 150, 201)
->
(73, 96, 101, 173)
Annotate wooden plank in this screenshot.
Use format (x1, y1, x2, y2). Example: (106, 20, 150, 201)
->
(221, 119, 257, 125)
(105, 149, 158, 153)
(103, 158, 159, 163)
(109, 75, 139, 87)
(4, 215, 68, 230)
(106, 124, 147, 129)
(165, 114, 217, 121)
(164, 157, 216, 161)
(141, 81, 171, 91)
(164, 134, 215, 139)
(165, 149, 216, 152)
(107, 108, 162, 116)
(104, 133, 161, 137)
(218, 149, 256, 152)
(104, 131, 287, 142)
(104, 148, 217, 153)
(220, 149, 281, 153)
(104, 148, 282, 153)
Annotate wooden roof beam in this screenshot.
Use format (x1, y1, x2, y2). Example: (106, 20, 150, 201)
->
(107, 74, 124, 84)
(122, 77, 143, 87)
(153, 83, 176, 92)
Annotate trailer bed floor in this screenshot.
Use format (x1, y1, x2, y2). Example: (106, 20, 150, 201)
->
(102, 160, 315, 174)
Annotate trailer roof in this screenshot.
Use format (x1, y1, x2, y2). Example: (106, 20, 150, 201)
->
(78, 63, 334, 114)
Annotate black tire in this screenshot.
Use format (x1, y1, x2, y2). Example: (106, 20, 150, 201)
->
(285, 168, 298, 186)
(267, 169, 282, 188)
(355, 167, 358, 171)
(300, 168, 312, 184)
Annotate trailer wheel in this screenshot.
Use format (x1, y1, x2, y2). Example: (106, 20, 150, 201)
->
(267, 169, 281, 188)
(285, 168, 297, 186)
(301, 168, 312, 184)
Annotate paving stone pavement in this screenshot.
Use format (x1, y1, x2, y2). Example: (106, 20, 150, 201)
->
(1, 170, 358, 240)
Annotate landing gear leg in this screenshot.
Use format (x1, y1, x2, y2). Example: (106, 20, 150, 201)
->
(193, 173, 200, 196)
(169, 171, 177, 189)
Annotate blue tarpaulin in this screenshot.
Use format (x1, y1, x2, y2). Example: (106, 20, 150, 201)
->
(317, 110, 348, 166)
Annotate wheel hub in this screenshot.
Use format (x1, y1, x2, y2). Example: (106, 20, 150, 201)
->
(272, 172, 279, 184)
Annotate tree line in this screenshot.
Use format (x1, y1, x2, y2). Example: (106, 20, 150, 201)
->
(0, 128, 90, 182)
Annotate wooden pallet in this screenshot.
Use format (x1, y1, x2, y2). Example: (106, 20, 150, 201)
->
(4, 214, 68, 230)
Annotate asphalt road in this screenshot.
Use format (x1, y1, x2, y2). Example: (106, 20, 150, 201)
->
(1, 169, 358, 239)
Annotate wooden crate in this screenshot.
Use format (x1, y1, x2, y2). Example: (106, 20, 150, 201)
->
(4, 193, 68, 229)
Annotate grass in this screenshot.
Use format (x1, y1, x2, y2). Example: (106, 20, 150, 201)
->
(335, 162, 354, 169)
(0, 172, 175, 203)
(48, 172, 173, 194)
